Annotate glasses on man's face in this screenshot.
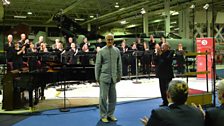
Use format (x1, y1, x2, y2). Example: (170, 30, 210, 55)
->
(107, 39, 114, 41)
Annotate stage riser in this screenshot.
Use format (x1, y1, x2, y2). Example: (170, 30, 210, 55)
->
(186, 93, 212, 106)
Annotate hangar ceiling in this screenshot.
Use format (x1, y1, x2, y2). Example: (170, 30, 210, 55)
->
(0, 0, 224, 35)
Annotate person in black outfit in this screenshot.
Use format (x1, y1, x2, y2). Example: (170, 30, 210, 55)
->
(12, 41, 26, 70)
(27, 42, 39, 71)
(153, 42, 174, 106)
(95, 38, 105, 53)
(175, 43, 185, 74)
(68, 43, 78, 64)
(79, 37, 90, 65)
(129, 42, 138, 75)
(119, 40, 129, 76)
(5, 34, 14, 71)
(141, 80, 204, 126)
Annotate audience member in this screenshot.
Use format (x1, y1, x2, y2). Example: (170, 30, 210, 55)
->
(205, 79, 224, 126)
(141, 80, 205, 126)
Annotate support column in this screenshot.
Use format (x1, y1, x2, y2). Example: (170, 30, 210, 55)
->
(143, 8, 148, 37)
(87, 23, 91, 32)
(178, 8, 190, 38)
(0, 2, 4, 22)
(164, 0, 170, 37)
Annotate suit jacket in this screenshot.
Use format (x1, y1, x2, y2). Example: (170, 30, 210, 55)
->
(146, 104, 204, 126)
(95, 46, 122, 84)
(153, 50, 174, 79)
(205, 104, 224, 126)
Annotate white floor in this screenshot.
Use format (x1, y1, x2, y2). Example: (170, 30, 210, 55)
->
(0, 77, 217, 105)
(43, 77, 215, 102)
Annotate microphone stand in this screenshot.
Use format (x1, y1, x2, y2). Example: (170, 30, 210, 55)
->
(59, 64, 70, 112)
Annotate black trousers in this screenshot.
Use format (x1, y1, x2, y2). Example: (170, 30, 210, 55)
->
(159, 78, 172, 105)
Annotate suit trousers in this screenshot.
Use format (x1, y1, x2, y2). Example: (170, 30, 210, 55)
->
(99, 80, 117, 118)
(159, 78, 172, 105)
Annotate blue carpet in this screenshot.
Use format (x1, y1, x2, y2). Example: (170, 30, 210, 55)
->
(12, 94, 221, 126)
(13, 98, 162, 126)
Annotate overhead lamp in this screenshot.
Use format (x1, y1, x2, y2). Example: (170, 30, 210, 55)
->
(2, 0, 10, 5)
(27, 12, 32, 15)
(126, 24, 137, 28)
(14, 15, 27, 19)
(89, 15, 94, 18)
(74, 18, 85, 21)
(190, 4, 195, 9)
(120, 20, 128, 24)
(170, 10, 179, 15)
(140, 8, 146, 14)
(203, 4, 209, 10)
(115, 2, 119, 8)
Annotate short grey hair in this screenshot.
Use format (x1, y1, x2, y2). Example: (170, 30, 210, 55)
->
(168, 80, 188, 104)
(105, 33, 114, 39)
(217, 79, 224, 95)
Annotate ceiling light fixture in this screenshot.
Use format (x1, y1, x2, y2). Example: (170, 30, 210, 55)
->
(27, 12, 32, 15)
(120, 20, 127, 24)
(14, 15, 27, 19)
(140, 8, 146, 14)
(190, 4, 195, 9)
(115, 2, 119, 8)
(203, 4, 209, 10)
(89, 15, 94, 18)
(74, 18, 85, 21)
(2, 0, 10, 5)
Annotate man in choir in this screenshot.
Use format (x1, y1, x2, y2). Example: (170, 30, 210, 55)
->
(5, 34, 14, 71)
(18, 33, 26, 48)
(35, 36, 44, 52)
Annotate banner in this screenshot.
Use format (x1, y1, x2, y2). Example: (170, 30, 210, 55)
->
(196, 38, 214, 78)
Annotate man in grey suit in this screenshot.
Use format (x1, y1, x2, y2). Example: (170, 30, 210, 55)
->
(95, 33, 122, 123)
(141, 80, 204, 126)
(205, 79, 224, 126)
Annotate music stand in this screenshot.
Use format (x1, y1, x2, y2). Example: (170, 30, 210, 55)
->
(133, 51, 142, 84)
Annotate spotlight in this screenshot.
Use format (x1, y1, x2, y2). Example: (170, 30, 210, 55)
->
(203, 4, 209, 10)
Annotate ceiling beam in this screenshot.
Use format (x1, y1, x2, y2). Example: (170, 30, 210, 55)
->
(45, 0, 83, 24)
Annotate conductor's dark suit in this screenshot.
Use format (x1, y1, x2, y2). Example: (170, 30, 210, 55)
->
(205, 105, 224, 126)
(146, 104, 205, 126)
(154, 50, 174, 105)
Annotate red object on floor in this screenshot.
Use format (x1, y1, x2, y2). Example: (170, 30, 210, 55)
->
(189, 88, 205, 95)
